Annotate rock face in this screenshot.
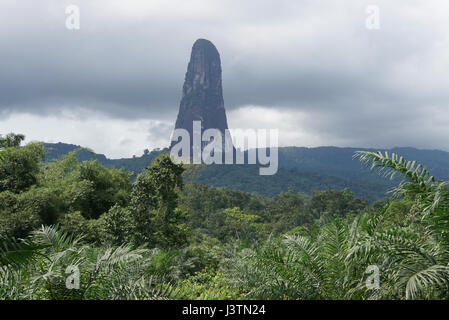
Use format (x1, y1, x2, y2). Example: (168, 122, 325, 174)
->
(171, 39, 230, 151)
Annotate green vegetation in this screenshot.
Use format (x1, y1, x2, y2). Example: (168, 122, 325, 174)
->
(1, 134, 448, 300)
(42, 142, 449, 202)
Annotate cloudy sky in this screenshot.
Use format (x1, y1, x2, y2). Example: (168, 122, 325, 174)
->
(1, 0, 449, 158)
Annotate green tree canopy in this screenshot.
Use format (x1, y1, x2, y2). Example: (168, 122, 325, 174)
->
(130, 153, 187, 248)
(0, 133, 25, 149)
(0, 142, 43, 193)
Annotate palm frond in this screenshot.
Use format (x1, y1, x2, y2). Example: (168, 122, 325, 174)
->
(31, 225, 83, 251)
(405, 265, 449, 299)
(0, 234, 47, 269)
(354, 151, 434, 190)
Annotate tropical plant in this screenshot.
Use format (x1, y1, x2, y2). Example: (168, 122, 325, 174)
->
(353, 151, 449, 299)
(0, 234, 46, 270)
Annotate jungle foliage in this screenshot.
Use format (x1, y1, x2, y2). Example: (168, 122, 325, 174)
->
(1, 134, 448, 300)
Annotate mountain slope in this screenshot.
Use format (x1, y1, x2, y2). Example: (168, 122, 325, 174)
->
(42, 143, 449, 202)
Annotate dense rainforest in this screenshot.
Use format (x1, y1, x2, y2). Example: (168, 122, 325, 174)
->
(42, 142, 449, 202)
(1, 133, 449, 300)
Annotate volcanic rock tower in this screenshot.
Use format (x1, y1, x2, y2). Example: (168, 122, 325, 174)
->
(170, 39, 231, 153)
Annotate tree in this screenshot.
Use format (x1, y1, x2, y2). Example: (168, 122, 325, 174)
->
(40, 154, 132, 220)
(74, 160, 132, 219)
(0, 142, 43, 193)
(102, 205, 133, 245)
(310, 188, 368, 222)
(223, 207, 261, 240)
(264, 188, 309, 234)
(0, 133, 25, 149)
(130, 153, 187, 248)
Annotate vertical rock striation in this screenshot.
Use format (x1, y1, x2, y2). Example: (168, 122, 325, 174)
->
(171, 39, 231, 152)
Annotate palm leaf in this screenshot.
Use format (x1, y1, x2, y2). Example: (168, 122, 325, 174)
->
(0, 234, 48, 269)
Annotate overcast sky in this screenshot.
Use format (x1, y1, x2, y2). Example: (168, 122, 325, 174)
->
(1, 0, 449, 158)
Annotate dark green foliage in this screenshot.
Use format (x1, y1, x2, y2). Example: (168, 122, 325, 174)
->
(0, 133, 25, 149)
(0, 235, 47, 269)
(130, 153, 188, 248)
(263, 189, 310, 234)
(132, 153, 184, 215)
(310, 188, 369, 222)
(180, 183, 370, 241)
(194, 164, 388, 201)
(73, 160, 132, 219)
(0, 143, 43, 193)
(58, 211, 105, 244)
(40, 153, 132, 220)
(43, 143, 449, 202)
(2, 133, 449, 300)
(0, 190, 55, 238)
(180, 183, 267, 241)
(101, 205, 133, 245)
(43, 142, 159, 176)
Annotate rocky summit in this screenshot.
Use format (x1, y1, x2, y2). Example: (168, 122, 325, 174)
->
(171, 39, 231, 151)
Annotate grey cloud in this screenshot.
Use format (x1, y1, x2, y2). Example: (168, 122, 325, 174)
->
(1, 0, 449, 152)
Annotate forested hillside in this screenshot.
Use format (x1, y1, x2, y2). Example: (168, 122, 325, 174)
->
(2, 133, 449, 300)
(43, 142, 449, 201)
